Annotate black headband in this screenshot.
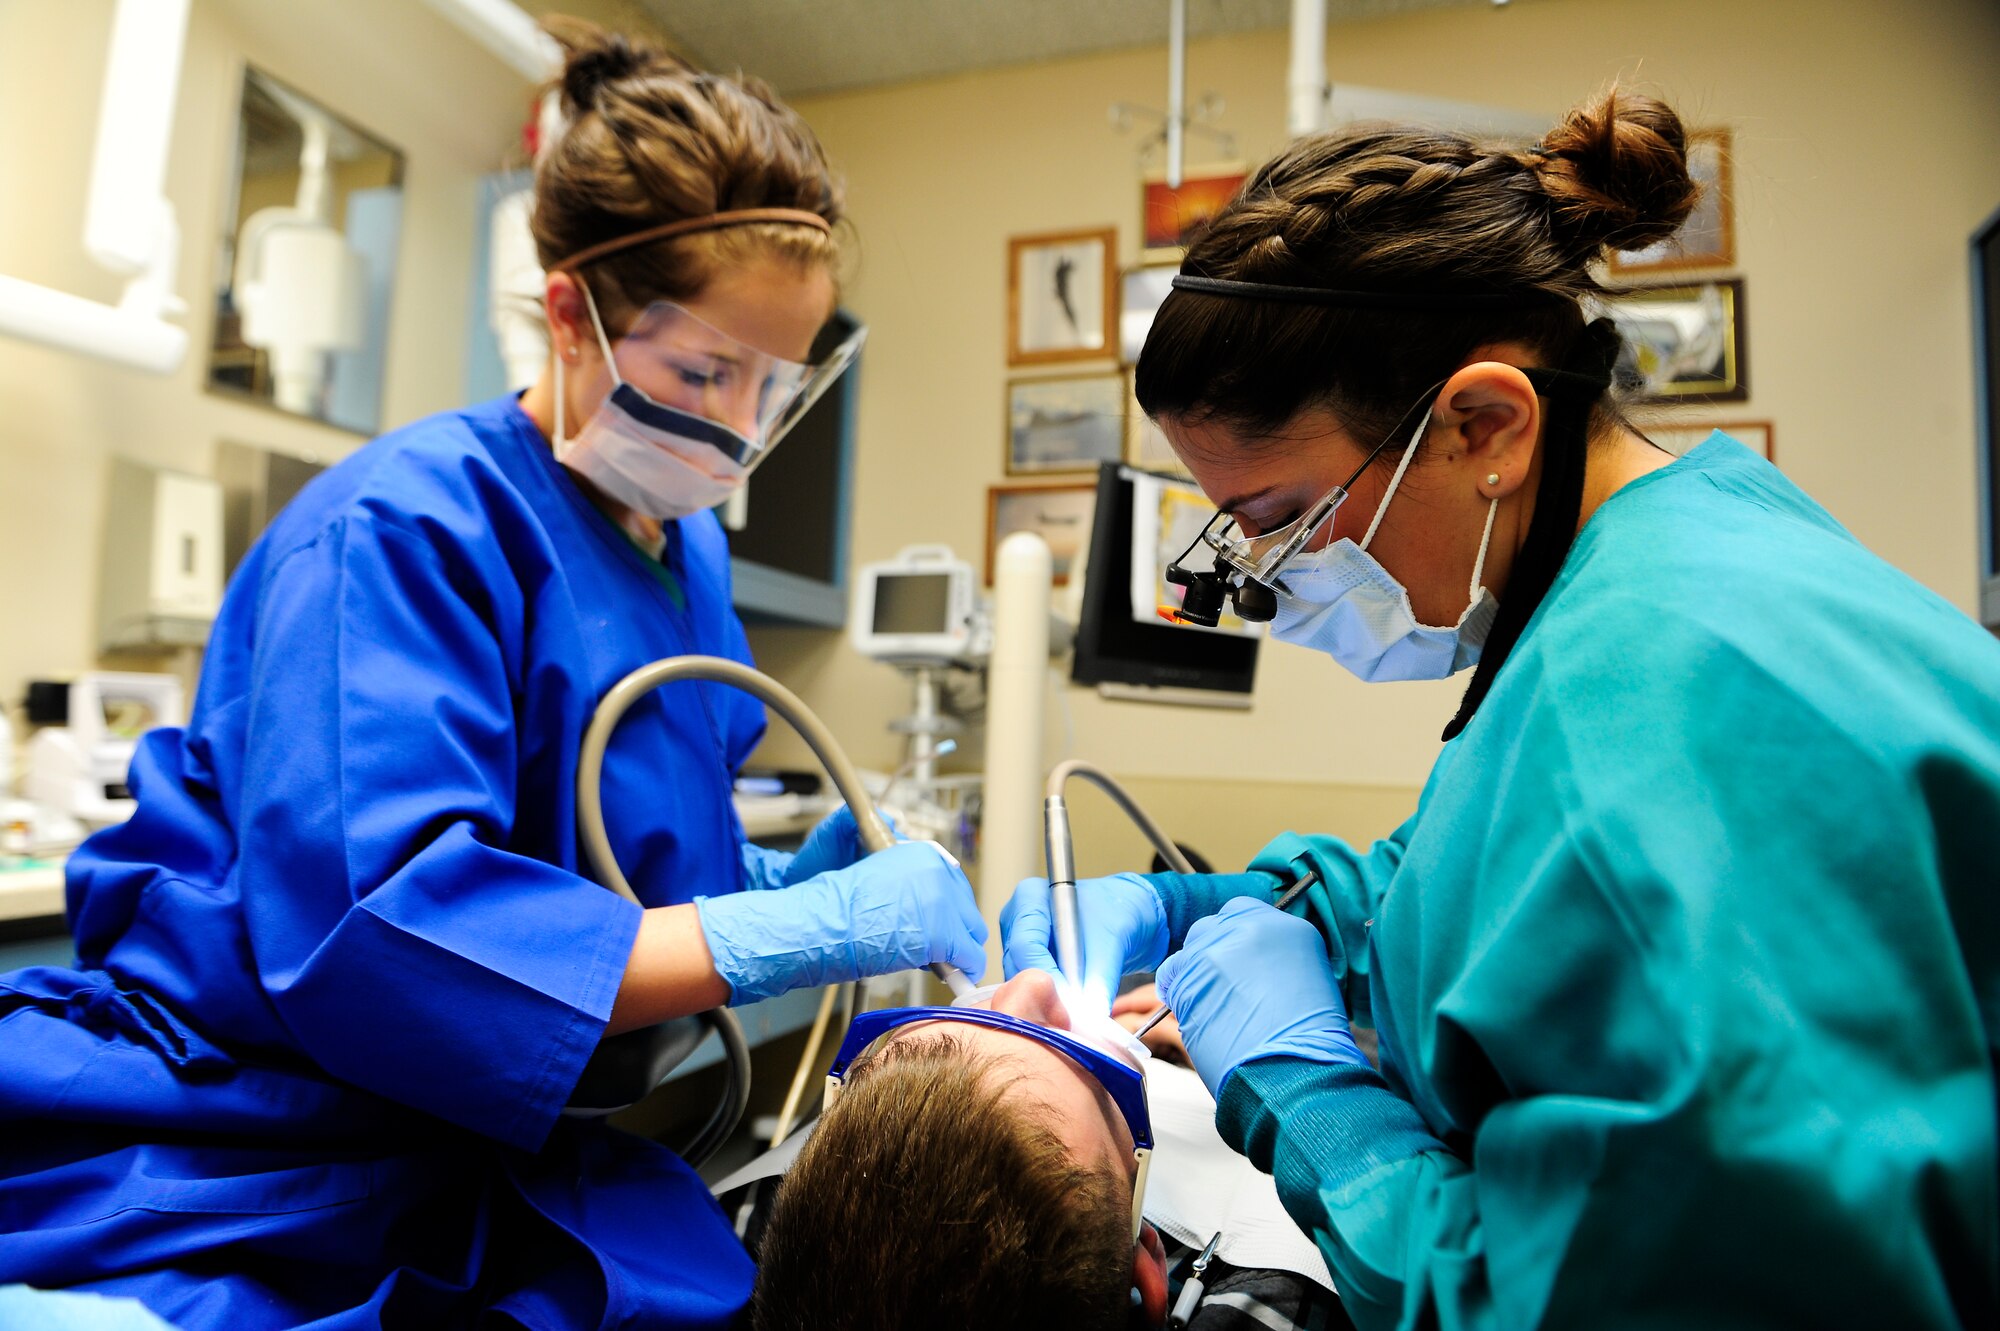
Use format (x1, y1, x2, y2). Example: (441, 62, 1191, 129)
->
(1169, 273, 1548, 311)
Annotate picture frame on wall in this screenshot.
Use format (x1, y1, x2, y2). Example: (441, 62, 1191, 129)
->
(986, 483, 1098, 585)
(1008, 228, 1117, 366)
(1120, 265, 1178, 365)
(1006, 372, 1126, 475)
(1124, 371, 1186, 475)
(1141, 165, 1247, 262)
(1608, 128, 1734, 275)
(1638, 419, 1774, 462)
(1595, 278, 1748, 402)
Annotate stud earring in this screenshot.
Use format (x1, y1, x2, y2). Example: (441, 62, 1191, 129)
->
(1484, 472, 1502, 489)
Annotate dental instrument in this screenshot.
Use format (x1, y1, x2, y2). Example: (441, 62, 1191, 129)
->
(1042, 759, 1194, 1000)
(572, 654, 974, 1166)
(1132, 867, 1321, 1041)
(1169, 1231, 1225, 1330)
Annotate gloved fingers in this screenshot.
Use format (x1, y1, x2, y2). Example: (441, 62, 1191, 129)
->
(940, 926, 988, 985)
(1000, 878, 1056, 980)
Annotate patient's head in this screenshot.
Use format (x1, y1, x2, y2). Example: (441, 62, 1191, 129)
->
(751, 969, 1168, 1330)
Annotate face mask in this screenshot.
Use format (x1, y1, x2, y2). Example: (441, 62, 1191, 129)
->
(1268, 407, 1501, 682)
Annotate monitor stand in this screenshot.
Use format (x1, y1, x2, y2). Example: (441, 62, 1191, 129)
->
(1096, 682, 1252, 710)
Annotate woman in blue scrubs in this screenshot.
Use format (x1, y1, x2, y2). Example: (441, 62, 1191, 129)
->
(0, 21, 984, 1329)
(1006, 88, 2000, 1327)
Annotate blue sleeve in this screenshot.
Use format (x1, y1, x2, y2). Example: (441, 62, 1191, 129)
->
(236, 514, 641, 1151)
(1142, 871, 1282, 952)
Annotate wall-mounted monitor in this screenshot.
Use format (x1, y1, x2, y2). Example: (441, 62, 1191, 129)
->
(1973, 203, 2000, 632)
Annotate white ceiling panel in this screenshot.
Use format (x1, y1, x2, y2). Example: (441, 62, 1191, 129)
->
(636, 0, 1489, 97)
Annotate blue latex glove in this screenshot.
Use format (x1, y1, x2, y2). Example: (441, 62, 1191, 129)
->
(1000, 873, 1170, 1000)
(697, 840, 988, 1004)
(1154, 896, 1364, 1100)
(741, 805, 881, 892)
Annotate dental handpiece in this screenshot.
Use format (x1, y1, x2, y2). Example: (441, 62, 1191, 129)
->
(1042, 794, 1085, 994)
(1133, 867, 1321, 1040)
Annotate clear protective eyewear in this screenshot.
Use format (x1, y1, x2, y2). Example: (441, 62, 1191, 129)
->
(826, 1006, 1154, 1241)
(585, 291, 866, 477)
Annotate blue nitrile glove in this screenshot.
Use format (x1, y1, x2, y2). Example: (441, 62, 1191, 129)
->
(697, 840, 988, 1004)
(741, 805, 884, 892)
(1154, 896, 1364, 1100)
(1001, 873, 1169, 999)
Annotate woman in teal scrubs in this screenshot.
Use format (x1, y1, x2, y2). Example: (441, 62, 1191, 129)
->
(1004, 88, 2000, 1327)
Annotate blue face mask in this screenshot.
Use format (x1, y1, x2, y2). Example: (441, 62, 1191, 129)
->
(1268, 407, 1501, 682)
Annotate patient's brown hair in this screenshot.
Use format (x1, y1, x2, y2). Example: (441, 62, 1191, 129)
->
(751, 1034, 1134, 1331)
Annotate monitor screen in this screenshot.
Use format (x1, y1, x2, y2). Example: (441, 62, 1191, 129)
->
(871, 572, 952, 634)
(1070, 463, 1258, 696)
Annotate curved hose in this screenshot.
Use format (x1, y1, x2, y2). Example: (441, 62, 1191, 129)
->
(579, 655, 972, 1163)
(1045, 759, 1195, 875)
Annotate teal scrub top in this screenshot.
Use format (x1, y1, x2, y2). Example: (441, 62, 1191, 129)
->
(1166, 436, 2000, 1329)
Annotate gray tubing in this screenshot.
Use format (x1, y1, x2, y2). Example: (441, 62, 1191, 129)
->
(1045, 759, 1196, 875)
(578, 655, 972, 1164)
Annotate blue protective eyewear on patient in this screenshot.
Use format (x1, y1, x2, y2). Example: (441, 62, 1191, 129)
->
(825, 1006, 1154, 1240)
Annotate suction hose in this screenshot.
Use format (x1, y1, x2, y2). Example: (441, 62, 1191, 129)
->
(1042, 760, 1194, 996)
(578, 655, 973, 1164)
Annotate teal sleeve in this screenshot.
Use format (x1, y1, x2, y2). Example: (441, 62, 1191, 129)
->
(1142, 871, 1281, 953)
(1243, 816, 1417, 1028)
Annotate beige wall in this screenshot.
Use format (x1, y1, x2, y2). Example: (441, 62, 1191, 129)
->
(0, 0, 536, 727)
(747, 0, 2000, 871)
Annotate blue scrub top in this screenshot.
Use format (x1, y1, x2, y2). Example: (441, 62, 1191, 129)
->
(0, 397, 767, 1328)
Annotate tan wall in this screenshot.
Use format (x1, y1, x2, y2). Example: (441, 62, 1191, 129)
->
(748, 0, 2000, 872)
(0, 0, 536, 727)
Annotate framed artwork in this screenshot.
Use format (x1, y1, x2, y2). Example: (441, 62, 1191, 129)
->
(1141, 165, 1247, 261)
(1609, 128, 1734, 275)
(1006, 372, 1126, 475)
(1595, 278, 1748, 403)
(1120, 265, 1178, 365)
(1638, 419, 1774, 462)
(1124, 371, 1186, 475)
(1008, 228, 1117, 366)
(986, 483, 1097, 585)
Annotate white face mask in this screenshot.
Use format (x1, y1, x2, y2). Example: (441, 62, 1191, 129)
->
(553, 285, 754, 522)
(1268, 407, 1501, 682)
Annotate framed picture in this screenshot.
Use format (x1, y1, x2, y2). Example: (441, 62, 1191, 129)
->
(1638, 419, 1774, 462)
(986, 483, 1098, 585)
(1595, 278, 1748, 403)
(1124, 371, 1186, 475)
(1120, 265, 1178, 365)
(1008, 228, 1117, 366)
(1609, 128, 1734, 275)
(1142, 165, 1247, 261)
(1006, 372, 1126, 475)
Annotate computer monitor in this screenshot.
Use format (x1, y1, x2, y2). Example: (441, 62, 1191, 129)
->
(1070, 463, 1258, 706)
(1973, 203, 2000, 631)
(849, 545, 978, 662)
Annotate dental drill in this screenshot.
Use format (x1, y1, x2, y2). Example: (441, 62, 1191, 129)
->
(1042, 760, 1195, 1001)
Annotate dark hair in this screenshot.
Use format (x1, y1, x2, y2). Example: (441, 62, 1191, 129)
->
(751, 1035, 1134, 1331)
(1134, 85, 1699, 448)
(531, 17, 844, 327)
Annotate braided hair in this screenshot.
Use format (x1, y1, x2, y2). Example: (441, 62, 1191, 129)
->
(1134, 86, 1699, 735)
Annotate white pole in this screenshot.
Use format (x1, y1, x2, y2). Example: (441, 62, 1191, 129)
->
(418, 0, 563, 81)
(1166, 0, 1186, 188)
(978, 532, 1053, 973)
(1288, 0, 1329, 138)
(84, 0, 189, 276)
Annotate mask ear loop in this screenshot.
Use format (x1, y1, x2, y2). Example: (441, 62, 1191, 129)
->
(554, 280, 624, 460)
(1468, 493, 1500, 604)
(1358, 407, 1435, 553)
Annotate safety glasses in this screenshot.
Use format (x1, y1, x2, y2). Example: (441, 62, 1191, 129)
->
(585, 289, 867, 475)
(826, 1006, 1153, 1241)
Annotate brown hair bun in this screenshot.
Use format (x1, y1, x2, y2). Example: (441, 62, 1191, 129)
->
(1535, 86, 1701, 258)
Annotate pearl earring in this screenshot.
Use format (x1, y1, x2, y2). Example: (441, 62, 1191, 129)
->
(1484, 473, 1501, 489)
